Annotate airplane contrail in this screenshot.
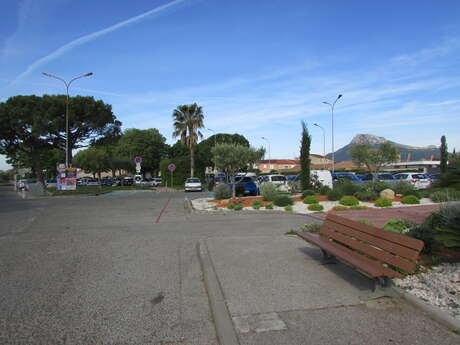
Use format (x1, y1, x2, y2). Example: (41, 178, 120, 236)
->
(9, 0, 189, 86)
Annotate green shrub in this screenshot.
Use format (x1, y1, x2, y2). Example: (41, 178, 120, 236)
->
(383, 219, 414, 233)
(273, 194, 293, 207)
(284, 205, 293, 212)
(214, 183, 232, 200)
(235, 184, 246, 197)
(299, 223, 321, 233)
(374, 198, 392, 207)
(303, 195, 319, 204)
(261, 183, 280, 201)
(430, 189, 460, 203)
(308, 203, 324, 211)
(358, 219, 375, 227)
(432, 203, 460, 248)
(350, 205, 369, 210)
(339, 196, 360, 206)
(407, 225, 436, 254)
(333, 205, 349, 211)
(265, 202, 274, 209)
(233, 202, 244, 211)
(252, 200, 262, 209)
(335, 179, 361, 195)
(227, 202, 235, 209)
(318, 185, 332, 195)
(394, 181, 418, 197)
(327, 189, 344, 201)
(401, 195, 420, 204)
(354, 190, 378, 201)
(302, 189, 316, 197)
(367, 181, 391, 193)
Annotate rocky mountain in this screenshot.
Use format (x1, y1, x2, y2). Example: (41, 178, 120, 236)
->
(328, 134, 440, 162)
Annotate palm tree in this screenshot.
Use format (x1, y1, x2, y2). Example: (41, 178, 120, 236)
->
(172, 103, 204, 177)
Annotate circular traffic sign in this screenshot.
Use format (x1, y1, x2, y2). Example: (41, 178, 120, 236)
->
(167, 163, 176, 172)
(134, 156, 142, 164)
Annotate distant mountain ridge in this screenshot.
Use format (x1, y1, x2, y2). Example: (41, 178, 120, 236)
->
(328, 134, 440, 163)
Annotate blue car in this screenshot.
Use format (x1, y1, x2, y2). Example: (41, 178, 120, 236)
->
(229, 176, 258, 196)
(332, 172, 364, 185)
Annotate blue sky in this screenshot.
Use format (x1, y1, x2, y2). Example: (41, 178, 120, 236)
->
(1, 0, 460, 170)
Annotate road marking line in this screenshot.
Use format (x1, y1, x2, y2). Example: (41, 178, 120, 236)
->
(155, 196, 172, 223)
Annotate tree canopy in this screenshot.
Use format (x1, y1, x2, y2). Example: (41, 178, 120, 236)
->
(350, 141, 399, 172)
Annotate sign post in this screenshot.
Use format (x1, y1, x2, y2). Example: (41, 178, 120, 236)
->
(167, 163, 176, 189)
(134, 156, 142, 173)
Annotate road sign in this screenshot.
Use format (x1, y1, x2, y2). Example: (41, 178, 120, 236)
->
(134, 156, 142, 164)
(167, 163, 176, 172)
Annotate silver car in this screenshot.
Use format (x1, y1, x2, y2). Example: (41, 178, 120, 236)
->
(184, 178, 202, 192)
(393, 173, 431, 189)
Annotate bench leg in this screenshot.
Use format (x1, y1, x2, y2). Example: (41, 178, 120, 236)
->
(372, 277, 392, 291)
(320, 250, 336, 264)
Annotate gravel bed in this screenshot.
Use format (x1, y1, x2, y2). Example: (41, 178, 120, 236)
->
(394, 263, 460, 320)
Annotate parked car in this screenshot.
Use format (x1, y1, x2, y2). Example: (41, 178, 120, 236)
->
(229, 176, 258, 196)
(358, 173, 396, 186)
(77, 178, 87, 186)
(139, 179, 155, 187)
(45, 179, 57, 188)
(151, 177, 162, 187)
(101, 178, 116, 186)
(332, 172, 364, 186)
(17, 179, 37, 191)
(393, 172, 431, 189)
(258, 174, 290, 192)
(122, 176, 134, 186)
(185, 177, 202, 192)
(286, 175, 299, 181)
(85, 178, 100, 186)
(310, 170, 333, 189)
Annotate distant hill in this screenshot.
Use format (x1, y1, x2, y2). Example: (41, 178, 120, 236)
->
(327, 134, 440, 163)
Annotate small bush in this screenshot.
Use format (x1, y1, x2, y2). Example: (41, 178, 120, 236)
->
(367, 181, 391, 193)
(394, 181, 418, 196)
(265, 202, 274, 209)
(227, 202, 235, 209)
(261, 183, 280, 201)
(383, 219, 414, 233)
(327, 189, 344, 201)
(233, 202, 243, 211)
(350, 205, 368, 210)
(354, 190, 378, 201)
(235, 184, 246, 197)
(302, 189, 316, 197)
(401, 195, 420, 204)
(214, 183, 232, 200)
(335, 179, 361, 195)
(288, 180, 302, 194)
(273, 194, 293, 207)
(374, 198, 392, 207)
(432, 203, 460, 248)
(303, 195, 319, 204)
(358, 219, 375, 227)
(339, 196, 360, 206)
(333, 205, 349, 211)
(252, 200, 262, 209)
(299, 223, 321, 233)
(407, 225, 435, 254)
(284, 205, 293, 212)
(430, 189, 460, 203)
(308, 203, 324, 211)
(318, 185, 331, 195)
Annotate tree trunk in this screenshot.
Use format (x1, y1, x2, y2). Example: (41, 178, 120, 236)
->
(190, 147, 195, 177)
(31, 154, 46, 190)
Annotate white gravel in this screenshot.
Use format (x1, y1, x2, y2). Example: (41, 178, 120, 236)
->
(394, 263, 460, 320)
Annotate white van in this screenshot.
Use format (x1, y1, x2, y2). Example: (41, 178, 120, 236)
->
(310, 170, 333, 189)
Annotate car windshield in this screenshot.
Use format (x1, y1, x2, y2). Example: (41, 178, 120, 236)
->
(186, 178, 200, 183)
(412, 174, 425, 179)
(271, 176, 286, 182)
(378, 174, 394, 180)
(235, 177, 252, 182)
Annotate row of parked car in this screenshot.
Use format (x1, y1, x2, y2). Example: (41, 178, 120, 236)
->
(77, 176, 162, 187)
(332, 172, 438, 189)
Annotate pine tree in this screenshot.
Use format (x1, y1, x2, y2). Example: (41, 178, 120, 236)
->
(299, 121, 311, 190)
(440, 135, 448, 173)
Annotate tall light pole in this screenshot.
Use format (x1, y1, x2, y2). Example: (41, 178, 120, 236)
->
(42, 72, 93, 167)
(322, 94, 342, 173)
(261, 137, 271, 172)
(313, 123, 326, 170)
(207, 128, 217, 173)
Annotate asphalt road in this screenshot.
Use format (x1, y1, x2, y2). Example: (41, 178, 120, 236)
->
(0, 187, 308, 345)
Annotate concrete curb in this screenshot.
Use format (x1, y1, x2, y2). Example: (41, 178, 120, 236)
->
(391, 286, 460, 334)
(197, 240, 240, 345)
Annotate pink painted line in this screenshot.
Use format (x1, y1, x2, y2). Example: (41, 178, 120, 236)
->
(155, 197, 172, 223)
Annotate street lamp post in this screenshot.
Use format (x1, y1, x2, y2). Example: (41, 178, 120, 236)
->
(313, 123, 326, 170)
(322, 94, 342, 173)
(261, 137, 271, 172)
(207, 128, 217, 173)
(42, 72, 93, 168)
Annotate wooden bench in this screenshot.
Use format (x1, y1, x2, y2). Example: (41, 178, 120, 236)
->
(296, 213, 424, 290)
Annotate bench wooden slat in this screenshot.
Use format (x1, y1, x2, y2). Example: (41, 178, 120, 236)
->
(327, 213, 424, 251)
(323, 220, 420, 261)
(321, 227, 416, 273)
(296, 231, 390, 278)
